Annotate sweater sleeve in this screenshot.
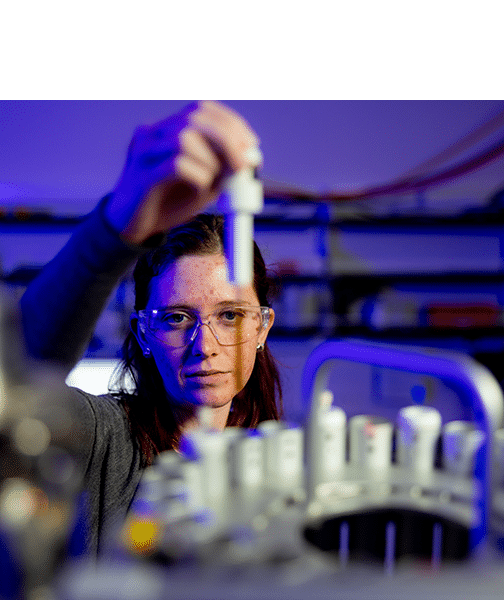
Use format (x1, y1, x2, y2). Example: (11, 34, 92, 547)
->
(70, 389, 143, 555)
(20, 198, 144, 373)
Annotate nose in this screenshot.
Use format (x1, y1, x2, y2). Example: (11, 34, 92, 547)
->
(189, 320, 220, 356)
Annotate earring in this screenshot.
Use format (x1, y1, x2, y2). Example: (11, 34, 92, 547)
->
(143, 347, 152, 357)
(256, 343, 265, 352)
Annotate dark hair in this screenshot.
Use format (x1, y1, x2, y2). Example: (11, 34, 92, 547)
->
(112, 213, 282, 465)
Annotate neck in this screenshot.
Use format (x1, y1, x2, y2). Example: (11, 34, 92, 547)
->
(207, 403, 232, 430)
(177, 403, 232, 434)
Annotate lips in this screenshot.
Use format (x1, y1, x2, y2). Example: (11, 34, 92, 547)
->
(185, 370, 227, 378)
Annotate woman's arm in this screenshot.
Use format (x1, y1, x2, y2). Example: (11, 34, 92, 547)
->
(20, 101, 260, 372)
(20, 199, 141, 370)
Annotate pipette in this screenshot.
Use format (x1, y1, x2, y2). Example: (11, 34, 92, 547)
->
(218, 147, 263, 286)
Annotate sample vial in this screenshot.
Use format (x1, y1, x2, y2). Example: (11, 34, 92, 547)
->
(442, 420, 485, 477)
(349, 415, 394, 471)
(397, 405, 442, 474)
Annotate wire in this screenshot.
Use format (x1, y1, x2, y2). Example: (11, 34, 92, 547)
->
(264, 106, 504, 203)
(398, 105, 504, 180)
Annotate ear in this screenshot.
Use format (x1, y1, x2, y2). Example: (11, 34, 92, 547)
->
(258, 308, 275, 346)
(130, 314, 151, 355)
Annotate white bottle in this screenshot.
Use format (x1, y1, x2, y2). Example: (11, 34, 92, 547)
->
(349, 415, 393, 471)
(397, 405, 442, 474)
(181, 429, 229, 506)
(260, 421, 303, 490)
(233, 430, 264, 489)
(306, 390, 347, 497)
(442, 420, 485, 477)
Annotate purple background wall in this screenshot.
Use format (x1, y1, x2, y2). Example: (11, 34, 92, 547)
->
(1, 100, 504, 213)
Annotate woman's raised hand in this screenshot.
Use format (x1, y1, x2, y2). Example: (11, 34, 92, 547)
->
(106, 101, 260, 245)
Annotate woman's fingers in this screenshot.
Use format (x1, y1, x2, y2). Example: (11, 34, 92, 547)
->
(172, 153, 218, 192)
(198, 101, 259, 147)
(107, 101, 261, 243)
(188, 102, 260, 173)
(179, 127, 222, 179)
(134, 101, 259, 179)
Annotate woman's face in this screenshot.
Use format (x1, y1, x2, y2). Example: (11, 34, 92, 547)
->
(135, 253, 274, 412)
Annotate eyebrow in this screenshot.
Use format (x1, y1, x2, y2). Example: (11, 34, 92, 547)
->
(158, 300, 255, 311)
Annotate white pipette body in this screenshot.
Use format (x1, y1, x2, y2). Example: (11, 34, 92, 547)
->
(218, 148, 263, 286)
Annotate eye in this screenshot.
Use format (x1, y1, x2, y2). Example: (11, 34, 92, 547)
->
(156, 311, 193, 329)
(167, 313, 186, 323)
(219, 309, 246, 324)
(221, 310, 237, 321)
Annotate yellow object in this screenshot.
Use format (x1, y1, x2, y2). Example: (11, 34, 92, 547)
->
(123, 516, 161, 555)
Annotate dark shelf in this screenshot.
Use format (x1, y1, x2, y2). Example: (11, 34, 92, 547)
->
(257, 201, 504, 230)
(2, 205, 504, 231)
(269, 326, 327, 339)
(274, 272, 504, 284)
(269, 325, 504, 343)
(328, 213, 504, 228)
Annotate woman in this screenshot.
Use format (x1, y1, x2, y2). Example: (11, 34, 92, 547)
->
(20, 101, 282, 554)
(116, 212, 282, 462)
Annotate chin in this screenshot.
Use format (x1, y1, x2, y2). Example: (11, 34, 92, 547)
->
(187, 390, 234, 409)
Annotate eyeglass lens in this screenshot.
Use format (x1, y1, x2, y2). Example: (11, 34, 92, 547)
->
(145, 307, 267, 347)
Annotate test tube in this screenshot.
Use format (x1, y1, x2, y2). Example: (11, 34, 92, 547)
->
(258, 419, 283, 486)
(156, 450, 182, 475)
(263, 425, 304, 490)
(152, 451, 203, 515)
(396, 405, 442, 474)
(221, 427, 244, 488)
(135, 466, 166, 503)
(306, 391, 347, 496)
(317, 407, 347, 478)
(233, 430, 264, 489)
(182, 430, 230, 505)
(349, 415, 394, 471)
(442, 420, 485, 477)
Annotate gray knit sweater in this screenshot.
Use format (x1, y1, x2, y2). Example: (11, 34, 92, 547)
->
(20, 201, 147, 555)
